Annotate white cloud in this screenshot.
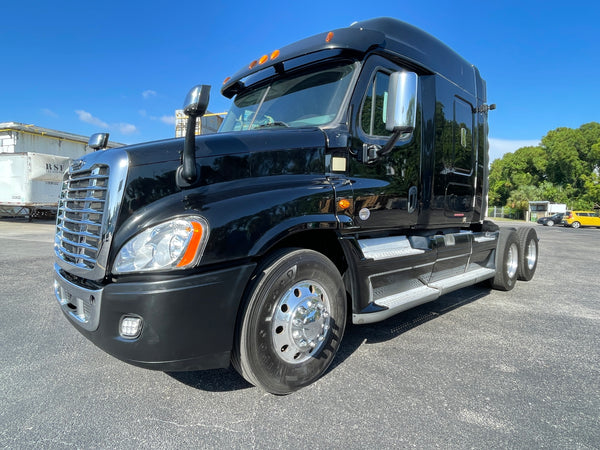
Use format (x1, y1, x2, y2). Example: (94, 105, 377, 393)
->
(138, 109, 147, 117)
(488, 138, 540, 163)
(117, 123, 138, 135)
(42, 108, 58, 118)
(160, 115, 176, 125)
(75, 110, 137, 135)
(142, 90, 157, 99)
(75, 110, 109, 128)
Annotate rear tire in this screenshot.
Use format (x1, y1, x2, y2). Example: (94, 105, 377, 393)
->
(516, 227, 538, 281)
(232, 248, 346, 395)
(547, 220, 554, 227)
(490, 229, 520, 291)
(571, 221, 581, 229)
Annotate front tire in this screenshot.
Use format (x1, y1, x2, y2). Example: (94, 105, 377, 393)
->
(490, 229, 520, 291)
(547, 220, 554, 227)
(233, 249, 346, 394)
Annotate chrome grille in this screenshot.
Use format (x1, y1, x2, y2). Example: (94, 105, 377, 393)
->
(55, 165, 109, 270)
(54, 149, 128, 281)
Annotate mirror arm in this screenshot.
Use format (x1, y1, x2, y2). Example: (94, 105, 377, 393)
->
(377, 126, 414, 157)
(180, 115, 198, 183)
(177, 85, 211, 188)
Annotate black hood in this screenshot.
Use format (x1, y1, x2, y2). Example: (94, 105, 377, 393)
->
(122, 127, 327, 168)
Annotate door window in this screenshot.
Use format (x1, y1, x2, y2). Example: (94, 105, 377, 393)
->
(360, 71, 393, 137)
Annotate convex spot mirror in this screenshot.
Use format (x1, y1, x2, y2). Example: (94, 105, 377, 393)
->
(385, 71, 418, 135)
(183, 84, 211, 118)
(88, 133, 109, 150)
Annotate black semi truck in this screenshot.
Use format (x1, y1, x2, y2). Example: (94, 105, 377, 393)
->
(53, 18, 538, 394)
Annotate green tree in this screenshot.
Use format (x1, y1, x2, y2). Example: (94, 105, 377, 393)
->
(488, 146, 546, 206)
(506, 185, 543, 210)
(581, 172, 600, 208)
(542, 127, 588, 187)
(488, 122, 600, 209)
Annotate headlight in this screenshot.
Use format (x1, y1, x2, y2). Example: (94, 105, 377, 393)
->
(113, 216, 209, 274)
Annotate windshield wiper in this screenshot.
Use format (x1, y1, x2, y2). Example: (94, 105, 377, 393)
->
(255, 121, 289, 128)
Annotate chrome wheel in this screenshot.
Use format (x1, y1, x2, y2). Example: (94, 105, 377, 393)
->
(490, 228, 520, 291)
(272, 281, 331, 364)
(525, 239, 537, 271)
(233, 248, 346, 394)
(517, 226, 538, 282)
(506, 242, 519, 279)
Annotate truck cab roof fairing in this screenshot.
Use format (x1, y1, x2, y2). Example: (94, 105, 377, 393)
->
(221, 17, 480, 99)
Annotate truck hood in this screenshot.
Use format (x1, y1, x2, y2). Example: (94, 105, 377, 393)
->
(110, 127, 329, 222)
(121, 127, 328, 167)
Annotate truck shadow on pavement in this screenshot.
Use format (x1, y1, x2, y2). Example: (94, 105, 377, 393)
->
(166, 285, 491, 393)
(331, 285, 491, 368)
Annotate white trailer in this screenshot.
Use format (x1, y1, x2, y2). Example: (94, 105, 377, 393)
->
(0, 122, 122, 219)
(0, 152, 70, 219)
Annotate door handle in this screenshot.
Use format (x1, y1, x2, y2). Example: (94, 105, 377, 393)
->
(362, 144, 380, 163)
(408, 186, 417, 213)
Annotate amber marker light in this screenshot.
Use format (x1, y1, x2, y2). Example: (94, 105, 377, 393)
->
(249, 60, 258, 69)
(176, 222, 204, 268)
(223, 77, 231, 85)
(270, 49, 280, 60)
(338, 199, 351, 210)
(258, 55, 269, 65)
(325, 31, 334, 43)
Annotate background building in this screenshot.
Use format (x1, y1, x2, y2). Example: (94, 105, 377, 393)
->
(174, 110, 224, 137)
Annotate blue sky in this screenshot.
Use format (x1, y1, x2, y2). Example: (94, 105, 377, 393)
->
(1, 0, 598, 162)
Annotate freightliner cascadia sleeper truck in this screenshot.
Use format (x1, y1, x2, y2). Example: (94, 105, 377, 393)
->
(53, 18, 539, 394)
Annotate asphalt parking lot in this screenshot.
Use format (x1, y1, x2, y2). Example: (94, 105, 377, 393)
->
(0, 219, 598, 448)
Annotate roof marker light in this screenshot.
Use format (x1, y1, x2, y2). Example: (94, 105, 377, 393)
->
(270, 49, 280, 60)
(249, 60, 258, 69)
(326, 31, 334, 43)
(223, 76, 231, 85)
(258, 54, 269, 65)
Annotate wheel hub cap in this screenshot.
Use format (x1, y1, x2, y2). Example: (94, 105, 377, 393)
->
(272, 281, 331, 364)
(526, 240, 537, 270)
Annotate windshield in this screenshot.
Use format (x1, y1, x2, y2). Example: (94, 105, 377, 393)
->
(219, 62, 357, 132)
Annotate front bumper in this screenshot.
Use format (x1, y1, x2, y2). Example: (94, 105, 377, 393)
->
(54, 262, 256, 371)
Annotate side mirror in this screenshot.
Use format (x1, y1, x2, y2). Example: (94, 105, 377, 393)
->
(88, 133, 109, 150)
(183, 85, 211, 118)
(385, 71, 418, 134)
(375, 71, 418, 158)
(178, 85, 211, 186)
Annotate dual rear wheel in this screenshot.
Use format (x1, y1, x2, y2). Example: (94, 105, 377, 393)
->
(490, 227, 538, 290)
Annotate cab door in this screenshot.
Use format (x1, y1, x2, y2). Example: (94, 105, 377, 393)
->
(346, 55, 421, 232)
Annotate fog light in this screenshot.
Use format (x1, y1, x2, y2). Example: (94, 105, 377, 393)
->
(120, 316, 142, 338)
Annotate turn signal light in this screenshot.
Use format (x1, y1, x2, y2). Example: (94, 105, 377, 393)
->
(338, 199, 351, 210)
(176, 221, 204, 267)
